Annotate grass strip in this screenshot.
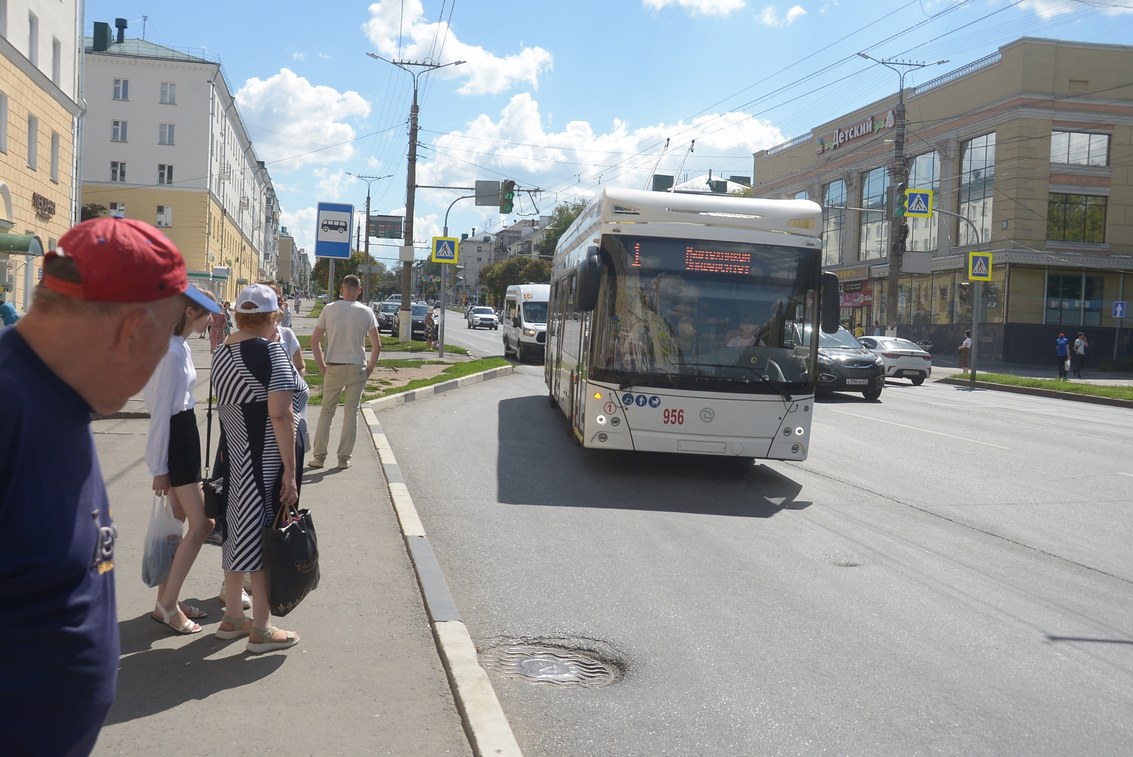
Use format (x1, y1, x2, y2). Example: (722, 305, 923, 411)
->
(305, 356, 508, 403)
(952, 372, 1133, 401)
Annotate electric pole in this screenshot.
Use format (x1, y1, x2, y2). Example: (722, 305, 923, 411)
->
(347, 172, 392, 303)
(857, 53, 946, 335)
(366, 53, 464, 340)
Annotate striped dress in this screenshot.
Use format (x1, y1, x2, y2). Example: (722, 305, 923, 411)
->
(211, 338, 298, 572)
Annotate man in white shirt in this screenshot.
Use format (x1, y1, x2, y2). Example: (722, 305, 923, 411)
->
(309, 275, 380, 469)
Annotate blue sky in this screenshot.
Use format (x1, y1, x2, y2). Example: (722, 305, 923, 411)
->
(86, 0, 1133, 263)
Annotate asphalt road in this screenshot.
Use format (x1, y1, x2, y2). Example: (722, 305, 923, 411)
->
(374, 358, 1133, 756)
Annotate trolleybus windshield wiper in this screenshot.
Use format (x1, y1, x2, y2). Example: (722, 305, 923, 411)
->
(692, 364, 796, 401)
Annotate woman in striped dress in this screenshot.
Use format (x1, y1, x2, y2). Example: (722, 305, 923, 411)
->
(210, 284, 302, 654)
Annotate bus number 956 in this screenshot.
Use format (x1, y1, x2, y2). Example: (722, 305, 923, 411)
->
(662, 408, 685, 425)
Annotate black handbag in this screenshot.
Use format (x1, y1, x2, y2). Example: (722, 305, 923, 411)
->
(203, 374, 227, 520)
(262, 504, 320, 617)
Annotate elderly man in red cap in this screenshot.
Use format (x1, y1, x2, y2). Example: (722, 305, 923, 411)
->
(0, 217, 219, 755)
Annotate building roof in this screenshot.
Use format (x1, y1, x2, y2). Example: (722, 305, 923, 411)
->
(84, 37, 219, 66)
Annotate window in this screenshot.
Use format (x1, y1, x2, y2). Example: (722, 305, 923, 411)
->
(793, 190, 809, 201)
(111, 119, 127, 142)
(158, 164, 174, 185)
(1047, 272, 1103, 326)
(156, 205, 172, 228)
(27, 12, 37, 66)
(906, 151, 940, 252)
(0, 91, 7, 152)
(51, 37, 60, 85)
(111, 161, 126, 182)
(26, 113, 37, 169)
(959, 133, 995, 246)
(109, 201, 126, 217)
(160, 82, 176, 104)
(113, 78, 128, 100)
(859, 166, 888, 260)
(1050, 130, 1109, 167)
(49, 131, 59, 181)
(822, 179, 846, 267)
(159, 123, 174, 145)
(1048, 193, 1106, 244)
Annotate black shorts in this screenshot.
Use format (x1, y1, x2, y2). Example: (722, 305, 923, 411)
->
(167, 409, 202, 487)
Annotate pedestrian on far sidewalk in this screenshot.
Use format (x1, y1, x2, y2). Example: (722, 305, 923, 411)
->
(1072, 331, 1088, 378)
(1056, 331, 1070, 379)
(0, 216, 210, 755)
(1, 291, 20, 326)
(309, 275, 380, 469)
(959, 329, 972, 371)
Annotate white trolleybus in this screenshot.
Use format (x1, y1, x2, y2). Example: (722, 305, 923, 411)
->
(546, 187, 839, 461)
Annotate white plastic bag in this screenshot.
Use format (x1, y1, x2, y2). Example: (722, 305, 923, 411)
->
(141, 494, 183, 588)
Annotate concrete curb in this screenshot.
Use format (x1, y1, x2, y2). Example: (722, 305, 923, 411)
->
(364, 364, 515, 412)
(360, 369, 522, 757)
(940, 377, 1133, 409)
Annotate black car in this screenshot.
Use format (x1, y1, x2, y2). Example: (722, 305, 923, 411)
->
(392, 303, 429, 340)
(374, 301, 399, 333)
(816, 326, 885, 400)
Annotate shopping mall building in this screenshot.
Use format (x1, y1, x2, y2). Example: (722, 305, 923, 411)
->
(751, 38, 1133, 366)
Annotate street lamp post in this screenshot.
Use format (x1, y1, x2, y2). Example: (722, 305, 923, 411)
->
(366, 53, 464, 340)
(857, 53, 946, 335)
(347, 172, 392, 303)
(439, 193, 475, 358)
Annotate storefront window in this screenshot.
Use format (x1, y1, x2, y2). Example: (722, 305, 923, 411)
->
(859, 166, 888, 260)
(822, 179, 846, 267)
(1047, 272, 1103, 326)
(959, 133, 995, 246)
(1047, 193, 1106, 243)
(1050, 131, 1109, 167)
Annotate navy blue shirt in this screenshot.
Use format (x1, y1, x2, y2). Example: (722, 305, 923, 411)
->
(0, 328, 119, 756)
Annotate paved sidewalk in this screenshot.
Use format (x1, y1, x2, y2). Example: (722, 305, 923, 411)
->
(91, 307, 474, 755)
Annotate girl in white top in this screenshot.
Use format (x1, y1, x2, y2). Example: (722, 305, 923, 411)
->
(142, 293, 215, 634)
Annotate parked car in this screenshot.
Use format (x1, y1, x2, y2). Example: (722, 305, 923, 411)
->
(392, 303, 429, 340)
(374, 301, 399, 333)
(466, 306, 499, 330)
(816, 326, 885, 400)
(857, 336, 933, 385)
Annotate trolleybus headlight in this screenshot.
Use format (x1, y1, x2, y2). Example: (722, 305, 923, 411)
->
(597, 433, 608, 443)
(596, 415, 607, 425)
(795, 426, 805, 436)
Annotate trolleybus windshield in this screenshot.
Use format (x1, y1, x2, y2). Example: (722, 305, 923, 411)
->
(589, 234, 820, 392)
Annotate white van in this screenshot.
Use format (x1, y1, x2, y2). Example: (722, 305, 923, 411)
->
(502, 283, 549, 362)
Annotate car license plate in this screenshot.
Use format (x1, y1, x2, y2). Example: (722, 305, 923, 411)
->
(845, 378, 868, 385)
(901, 370, 919, 377)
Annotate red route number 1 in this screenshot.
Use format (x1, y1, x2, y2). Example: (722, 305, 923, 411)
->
(662, 408, 685, 425)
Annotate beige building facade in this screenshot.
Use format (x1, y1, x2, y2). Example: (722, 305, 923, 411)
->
(752, 38, 1133, 365)
(0, 0, 82, 315)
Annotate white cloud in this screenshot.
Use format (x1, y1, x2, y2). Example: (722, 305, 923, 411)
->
(420, 93, 783, 206)
(236, 68, 371, 173)
(361, 0, 553, 95)
(643, 0, 747, 15)
(760, 4, 807, 26)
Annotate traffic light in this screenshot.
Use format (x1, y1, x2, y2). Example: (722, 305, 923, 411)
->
(499, 180, 516, 213)
(894, 181, 908, 218)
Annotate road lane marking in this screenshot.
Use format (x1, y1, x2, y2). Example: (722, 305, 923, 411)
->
(826, 409, 1012, 449)
(1118, 472, 1133, 478)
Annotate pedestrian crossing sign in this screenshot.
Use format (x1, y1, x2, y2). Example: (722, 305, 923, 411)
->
(431, 236, 460, 264)
(905, 188, 932, 218)
(968, 251, 992, 281)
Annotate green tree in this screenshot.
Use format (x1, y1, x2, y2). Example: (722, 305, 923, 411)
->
(81, 203, 108, 221)
(535, 199, 587, 257)
(480, 256, 550, 306)
(311, 249, 367, 296)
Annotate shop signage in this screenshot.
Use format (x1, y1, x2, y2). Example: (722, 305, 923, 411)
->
(32, 192, 56, 219)
(816, 109, 895, 155)
(835, 265, 870, 281)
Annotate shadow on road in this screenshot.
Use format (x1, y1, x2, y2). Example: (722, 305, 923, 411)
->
(496, 395, 809, 516)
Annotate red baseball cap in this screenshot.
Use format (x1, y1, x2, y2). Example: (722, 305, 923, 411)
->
(45, 217, 219, 313)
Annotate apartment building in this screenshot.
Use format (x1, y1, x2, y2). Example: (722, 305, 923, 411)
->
(0, 0, 82, 314)
(81, 18, 279, 302)
(752, 38, 1133, 364)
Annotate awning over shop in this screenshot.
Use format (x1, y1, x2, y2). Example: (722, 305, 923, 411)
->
(0, 233, 44, 256)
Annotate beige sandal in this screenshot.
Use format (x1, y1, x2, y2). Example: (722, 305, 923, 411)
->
(246, 625, 299, 654)
(214, 615, 253, 640)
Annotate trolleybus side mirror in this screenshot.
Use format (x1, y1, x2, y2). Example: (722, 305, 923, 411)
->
(576, 245, 602, 312)
(820, 271, 839, 334)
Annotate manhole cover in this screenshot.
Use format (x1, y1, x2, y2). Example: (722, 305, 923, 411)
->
(480, 643, 621, 687)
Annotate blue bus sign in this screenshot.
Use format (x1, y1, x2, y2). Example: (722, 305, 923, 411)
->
(315, 202, 354, 259)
